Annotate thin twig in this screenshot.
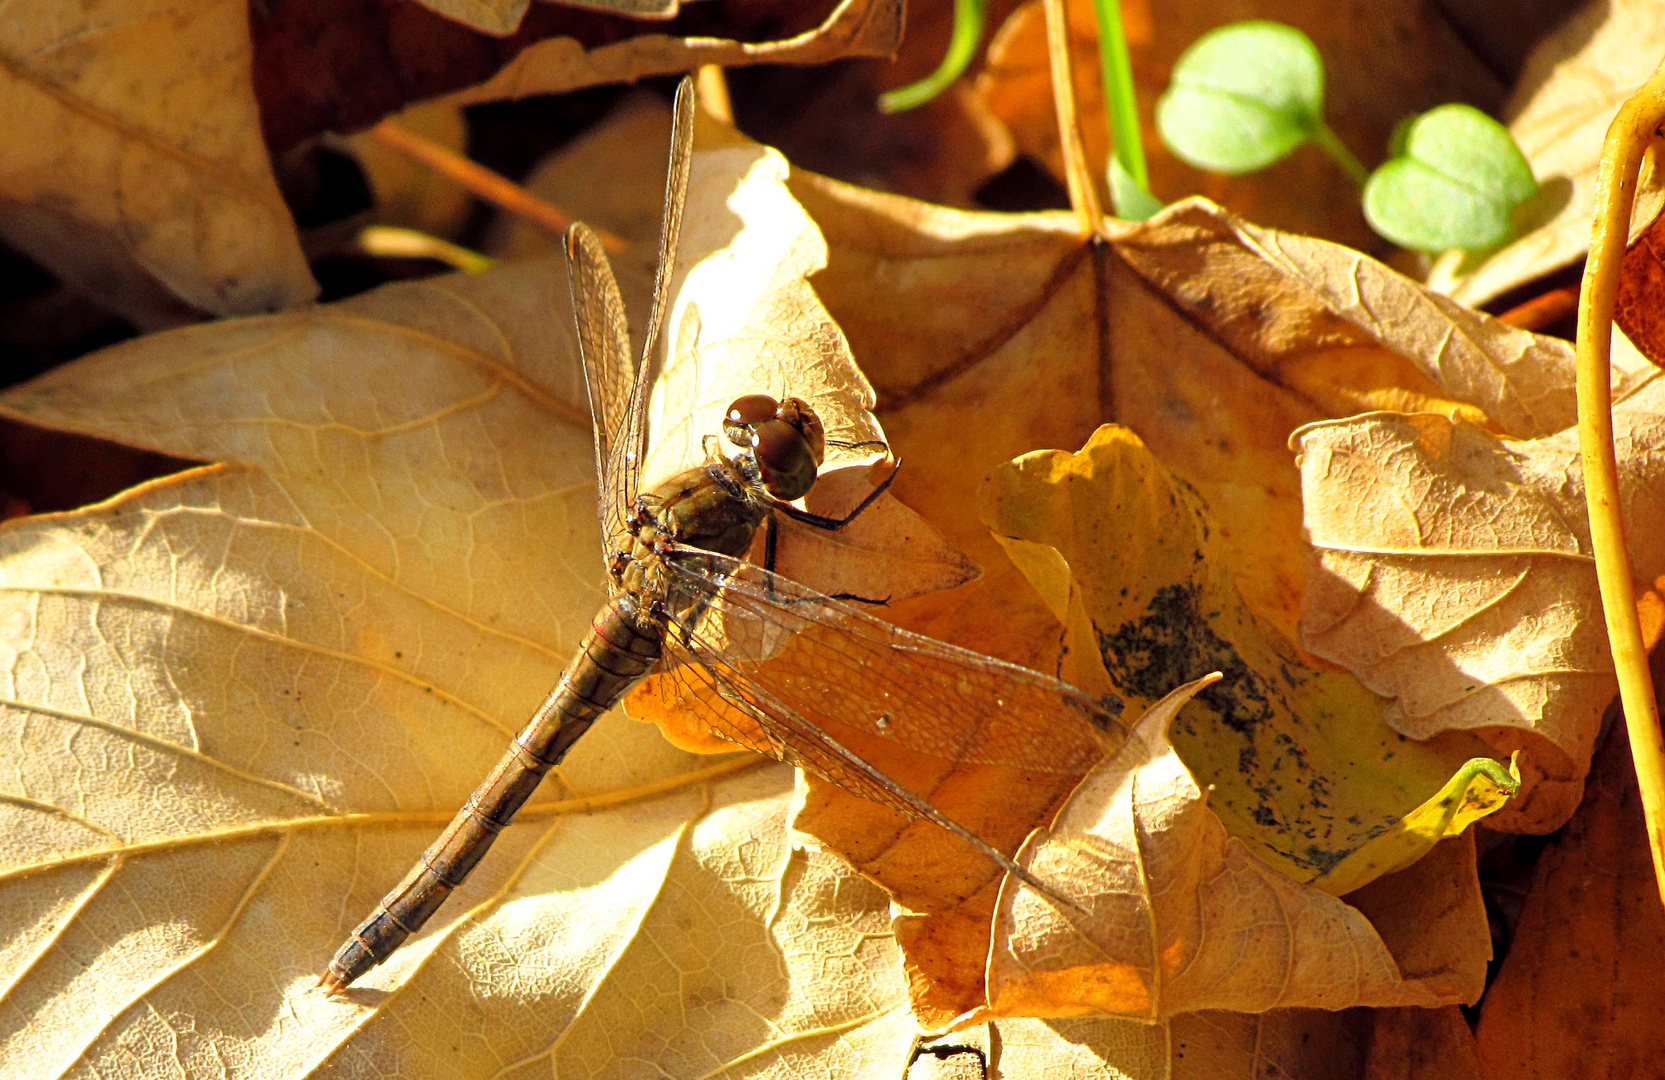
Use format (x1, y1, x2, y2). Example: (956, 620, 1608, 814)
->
(368, 119, 629, 254)
(1497, 284, 1580, 331)
(1577, 59, 1665, 908)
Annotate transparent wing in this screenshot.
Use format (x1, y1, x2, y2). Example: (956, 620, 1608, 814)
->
(565, 224, 635, 558)
(565, 77, 697, 561)
(659, 548, 1123, 777)
(649, 553, 1123, 897)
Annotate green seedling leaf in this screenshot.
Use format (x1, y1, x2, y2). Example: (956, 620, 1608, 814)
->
(1363, 103, 1539, 252)
(1155, 20, 1326, 174)
(1108, 153, 1164, 221)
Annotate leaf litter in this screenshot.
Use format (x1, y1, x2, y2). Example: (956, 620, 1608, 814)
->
(3, 7, 1664, 1075)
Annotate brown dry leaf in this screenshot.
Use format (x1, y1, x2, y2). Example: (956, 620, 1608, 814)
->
(0, 0, 316, 327)
(0, 142, 999, 1077)
(440, 0, 901, 109)
(779, 177, 1554, 1023)
(1365, 1006, 1484, 1080)
(1474, 689, 1665, 1077)
(1615, 203, 1665, 369)
(412, 0, 683, 38)
(971, 0, 1503, 251)
(1437, 0, 1665, 308)
(1294, 364, 1665, 832)
(795, 182, 1594, 657)
(982, 676, 1488, 1020)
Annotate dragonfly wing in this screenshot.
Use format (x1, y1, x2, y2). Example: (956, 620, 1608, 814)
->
(653, 629, 1076, 899)
(565, 78, 697, 561)
(660, 548, 1124, 777)
(565, 224, 636, 558)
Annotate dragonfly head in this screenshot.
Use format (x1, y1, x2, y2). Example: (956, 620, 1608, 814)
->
(723, 394, 826, 501)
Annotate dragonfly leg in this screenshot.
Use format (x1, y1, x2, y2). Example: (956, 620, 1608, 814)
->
(759, 514, 889, 607)
(772, 457, 902, 532)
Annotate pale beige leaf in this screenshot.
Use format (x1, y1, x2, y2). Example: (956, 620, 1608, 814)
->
(979, 678, 1488, 1021)
(1437, 0, 1665, 307)
(0, 0, 316, 326)
(0, 145, 990, 1077)
(1295, 372, 1665, 829)
(1204, 207, 1590, 440)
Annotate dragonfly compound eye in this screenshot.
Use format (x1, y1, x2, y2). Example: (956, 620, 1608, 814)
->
(723, 394, 780, 449)
(775, 397, 826, 466)
(752, 419, 819, 500)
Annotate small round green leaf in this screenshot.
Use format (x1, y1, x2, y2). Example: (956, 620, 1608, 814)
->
(1362, 104, 1538, 252)
(1156, 21, 1325, 174)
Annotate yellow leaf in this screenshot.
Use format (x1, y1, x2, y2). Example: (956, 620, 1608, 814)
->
(979, 425, 1507, 895)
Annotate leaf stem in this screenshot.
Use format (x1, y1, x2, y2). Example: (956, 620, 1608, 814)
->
(1577, 56, 1665, 910)
(368, 119, 628, 253)
(1310, 120, 1368, 185)
(1042, 0, 1106, 239)
(1090, 0, 1148, 192)
(877, 0, 989, 113)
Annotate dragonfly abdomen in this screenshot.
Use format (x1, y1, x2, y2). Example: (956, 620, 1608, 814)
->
(321, 597, 663, 993)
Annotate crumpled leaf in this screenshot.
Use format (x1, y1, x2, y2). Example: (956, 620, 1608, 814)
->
(1435, 0, 1665, 308)
(413, 0, 686, 38)
(979, 675, 1488, 1020)
(254, 0, 900, 155)
(1294, 370, 1665, 829)
(1475, 692, 1665, 1077)
(978, 424, 1511, 897)
(0, 141, 977, 1076)
(439, 0, 901, 108)
(970, 0, 1504, 251)
(0, 0, 316, 327)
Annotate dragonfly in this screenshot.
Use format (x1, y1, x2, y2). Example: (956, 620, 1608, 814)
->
(321, 80, 1124, 995)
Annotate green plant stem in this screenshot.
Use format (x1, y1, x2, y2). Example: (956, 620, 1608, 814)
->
(1091, 0, 1148, 191)
(878, 0, 988, 113)
(1311, 121, 1368, 185)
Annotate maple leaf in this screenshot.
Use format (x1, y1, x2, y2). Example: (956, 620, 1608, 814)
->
(0, 137, 960, 1077)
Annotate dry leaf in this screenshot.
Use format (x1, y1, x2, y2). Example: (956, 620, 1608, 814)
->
(981, 676, 1488, 1021)
(1475, 693, 1665, 1078)
(0, 142, 987, 1076)
(347, 100, 474, 239)
(1616, 203, 1665, 369)
(972, 0, 1503, 250)
(440, 0, 901, 108)
(980, 425, 1509, 894)
(0, 0, 316, 326)
(1364, 1006, 1484, 1080)
(1437, 0, 1665, 308)
(771, 178, 1577, 1021)
(253, 0, 899, 155)
(412, 0, 689, 37)
(1292, 373, 1665, 832)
